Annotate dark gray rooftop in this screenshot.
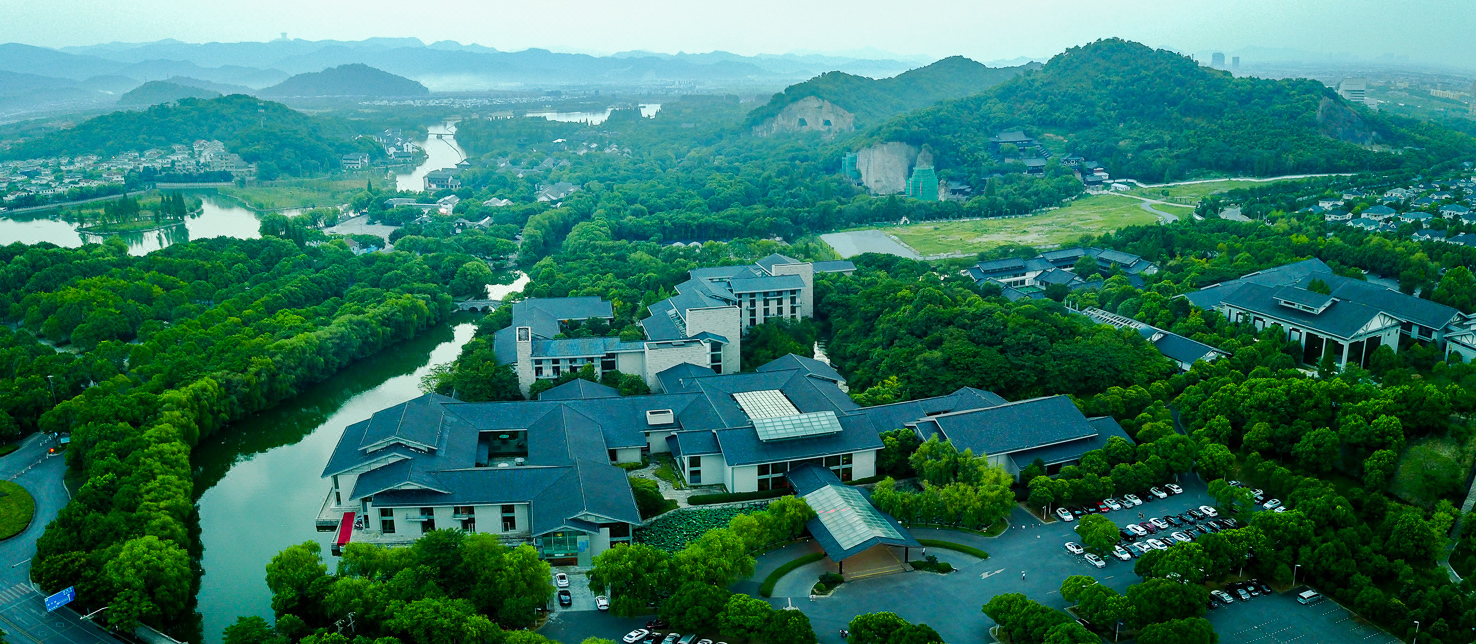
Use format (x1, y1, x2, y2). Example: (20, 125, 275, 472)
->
(539, 378, 621, 401)
(1180, 258, 1333, 311)
(730, 274, 806, 293)
(755, 354, 845, 384)
(1221, 282, 1387, 339)
(914, 395, 1098, 456)
(1008, 417, 1133, 470)
(812, 260, 857, 273)
(1272, 286, 1334, 310)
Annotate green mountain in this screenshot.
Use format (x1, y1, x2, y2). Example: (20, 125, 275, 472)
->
(868, 39, 1476, 183)
(115, 80, 221, 107)
(0, 94, 376, 178)
(746, 56, 1034, 127)
(257, 63, 429, 98)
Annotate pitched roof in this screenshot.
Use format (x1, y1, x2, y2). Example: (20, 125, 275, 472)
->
(1007, 417, 1133, 470)
(913, 395, 1097, 456)
(787, 463, 920, 562)
(755, 354, 845, 384)
(755, 253, 801, 272)
(1306, 275, 1459, 330)
(1220, 282, 1389, 339)
(811, 260, 857, 273)
(729, 274, 805, 293)
(1180, 258, 1333, 310)
(538, 378, 621, 401)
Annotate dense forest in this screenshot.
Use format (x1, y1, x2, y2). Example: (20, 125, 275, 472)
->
(744, 56, 1034, 127)
(1, 234, 457, 638)
(868, 39, 1475, 183)
(0, 95, 383, 178)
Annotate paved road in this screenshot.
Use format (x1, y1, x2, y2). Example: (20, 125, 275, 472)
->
(0, 434, 123, 644)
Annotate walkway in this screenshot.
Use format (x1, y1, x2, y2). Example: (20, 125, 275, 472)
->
(1098, 192, 1182, 223)
(627, 460, 699, 507)
(1117, 173, 1356, 189)
(1439, 464, 1476, 582)
(0, 434, 124, 644)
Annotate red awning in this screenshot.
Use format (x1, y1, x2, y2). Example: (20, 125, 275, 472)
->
(335, 511, 355, 547)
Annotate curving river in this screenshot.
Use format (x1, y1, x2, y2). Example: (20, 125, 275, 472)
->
(193, 319, 477, 642)
(395, 121, 465, 192)
(0, 193, 264, 254)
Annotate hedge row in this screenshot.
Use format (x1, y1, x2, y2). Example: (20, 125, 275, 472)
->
(688, 488, 794, 505)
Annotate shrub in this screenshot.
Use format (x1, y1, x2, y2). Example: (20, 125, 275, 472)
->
(688, 489, 793, 505)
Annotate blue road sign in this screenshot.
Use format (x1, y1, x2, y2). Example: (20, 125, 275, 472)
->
(44, 586, 75, 612)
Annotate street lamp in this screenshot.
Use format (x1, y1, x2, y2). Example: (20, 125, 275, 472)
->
(1293, 564, 1301, 587)
(80, 605, 109, 621)
(1413, 620, 1420, 644)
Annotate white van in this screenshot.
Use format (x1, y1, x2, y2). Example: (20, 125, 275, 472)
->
(1297, 589, 1323, 605)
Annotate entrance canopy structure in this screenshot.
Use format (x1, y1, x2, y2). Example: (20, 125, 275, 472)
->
(786, 464, 920, 567)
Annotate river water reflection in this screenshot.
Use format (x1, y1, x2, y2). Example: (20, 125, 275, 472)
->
(0, 193, 263, 254)
(395, 121, 465, 192)
(193, 320, 476, 642)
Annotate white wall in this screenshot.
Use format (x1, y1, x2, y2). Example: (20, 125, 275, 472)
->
(730, 464, 759, 493)
(770, 262, 815, 318)
(851, 449, 878, 480)
(614, 447, 643, 464)
(642, 341, 708, 389)
(647, 430, 674, 453)
(616, 350, 645, 378)
(686, 306, 741, 373)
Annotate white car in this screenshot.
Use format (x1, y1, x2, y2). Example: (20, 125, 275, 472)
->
(1056, 507, 1075, 522)
(554, 572, 569, 588)
(1170, 531, 1193, 544)
(1263, 499, 1283, 510)
(624, 630, 650, 644)
(1084, 553, 1106, 568)
(1065, 541, 1086, 555)
(1149, 487, 1168, 499)
(1149, 517, 1170, 530)
(1212, 590, 1235, 604)
(1199, 505, 1219, 518)
(1166, 483, 1184, 494)
(1249, 488, 1265, 500)
(1112, 546, 1132, 561)
(1227, 480, 1242, 487)
(1146, 538, 1168, 551)
(596, 595, 610, 611)
(1104, 498, 1123, 511)
(1126, 524, 1148, 537)
(1123, 493, 1142, 506)
(1274, 506, 1288, 513)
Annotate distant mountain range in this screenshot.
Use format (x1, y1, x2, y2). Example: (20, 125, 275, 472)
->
(0, 37, 931, 122)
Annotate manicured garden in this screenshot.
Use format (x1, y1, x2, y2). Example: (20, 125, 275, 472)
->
(0, 481, 36, 540)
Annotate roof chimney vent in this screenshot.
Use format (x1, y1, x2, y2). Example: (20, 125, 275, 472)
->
(646, 409, 675, 426)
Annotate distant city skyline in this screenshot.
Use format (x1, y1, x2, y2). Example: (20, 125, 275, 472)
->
(2, 0, 1473, 72)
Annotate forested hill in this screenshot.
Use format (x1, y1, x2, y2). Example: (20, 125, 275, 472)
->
(745, 56, 1034, 126)
(0, 95, 378, 178)
(257, 63, 430, 97)
(868, 39, 1476, 183)
(115, 80, 221, 107)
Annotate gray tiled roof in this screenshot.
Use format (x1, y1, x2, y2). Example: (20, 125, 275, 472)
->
(530, 336, 620, 358)
(914, 395, 1097, 456)
(1140, 328, 1225, 367)
(1180, 258, 1333, 310)
(755, 253, 801, 272)
(538, 378, 621, 401)
(1309, 275, 1459, 330)
(729, 274, 806, 293)
(855, 387, 1008, 433)
(655, 362, 718, 393)
(666, 430, 721, 458)
(1008, 417, 1134, 470)
(811, 260, 857, 273)
(1272, 286, 1333, 310)
(755, 354, 845, 384)
(1221, 282, 1386, 339)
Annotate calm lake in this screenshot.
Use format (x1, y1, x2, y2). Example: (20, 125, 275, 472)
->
(0, 193, 264, 254)
(524, 103, 661, 125)
(193, 319, 477, 642)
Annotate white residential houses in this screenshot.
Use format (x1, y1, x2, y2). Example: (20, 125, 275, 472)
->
(2, 139, 255, 205)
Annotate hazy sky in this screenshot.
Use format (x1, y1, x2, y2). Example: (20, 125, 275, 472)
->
(3, 0, 1473, 67)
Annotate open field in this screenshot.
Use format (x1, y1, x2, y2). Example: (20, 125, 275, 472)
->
(217, 175, 372, 210)
(884, 194, 1160, 256)
(1126, 177, 1315, 204)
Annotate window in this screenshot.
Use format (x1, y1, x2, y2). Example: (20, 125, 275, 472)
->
(461, 518, 475, 531)
(608, 448, 618, 463)
(602, 356, 616, 371)
(420, 507, 436, 533)
(689, 455, 702, 485)
(454, 506, 475, 518)
(551, 366, 560, 377)
(534, 367, 543, 377)
(380, 508, 395, 534)
(502, 504, 517, 532)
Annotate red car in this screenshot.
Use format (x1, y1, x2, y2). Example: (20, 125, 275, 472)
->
(1140, 522, 1158, 534)
(1096, 501, 1111, 513)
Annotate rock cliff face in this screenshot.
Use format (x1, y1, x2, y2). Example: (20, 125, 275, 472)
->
(857, 142, 919, 195)
(751, 97, 855, 137)
(1317, 96, 1381, 146)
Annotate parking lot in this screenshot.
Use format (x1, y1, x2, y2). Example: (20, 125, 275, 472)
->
(535, 475, 1399, 644)
(551, 569, 599, 612)
(1206, 589, 1400, 644)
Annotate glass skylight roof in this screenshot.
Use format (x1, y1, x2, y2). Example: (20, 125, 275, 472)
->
(733, 389, 799, 420)
(805, 485, 904, 550)
(753, 411, 843, 442)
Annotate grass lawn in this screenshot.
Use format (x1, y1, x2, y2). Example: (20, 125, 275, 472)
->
(760, 552, 826, 597)
(652, 454, 687, 490)
(218, 175, 373, 211)
(0, 481, 35, 540)
(886, 194, 1160, 256)
(1126, 178, 1313, 204)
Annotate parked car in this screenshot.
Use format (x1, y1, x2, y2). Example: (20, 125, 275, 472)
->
(696, 640, 714, 644)
(554, 572, 570, 588)
(1202, 521, 1221, 534)
(1056, 507, 1075, 522)
(596, 595, 610, 611)
(1123, 494, 1142, 506)
(1228, 480, 1242, 487)
(1149, 486, 1168, 499)
(557, 590, 572, 607)
(624, 630, 650, 644)
(1119, 527, 1137, 540)
(1071, 507, 1085, 518)
(1170, 531, 1193, 544)
(1247, 584, 1262, 597)
(1096, 501, 1111, 512)
(1112, 545, 1132, 561)
(1236, 587, 1251, 601)
(1104, 498, 1123, 511)
(1187, 509, 1205, 520)
(1146, 539, 1168, 551)
(1126, 524, 1148, 537)
(1065, 542, 1086, 555)
(1221, 517, 1239, 528)
(1084, 504, 1100, 514)
(1212, 589, 1235, 604)
(1149, 517, 1170, 530)
(1199, 505, 1219, 518)
(1164, 515, 1183, 527)
(1274, 506, 1288, 513)
(1166, 483, 1184, 494)
(678, 635, 698, 644)
(646, 619, 670, 630)
(1297, 589, 1324, 605)
(1263, 499, 1283, 510)
(1127, 543, 1148, 558)
(1084, 553, 1106, 568)
(1249, 488, 1265, 501)
(662, 635, 680, 644)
